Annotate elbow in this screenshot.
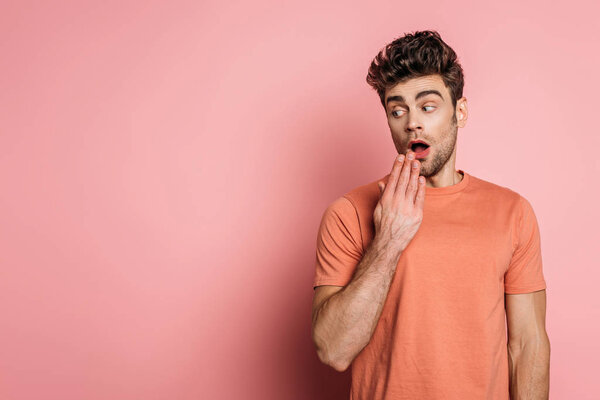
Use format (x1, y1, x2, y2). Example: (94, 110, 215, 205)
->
(332, 359, 351, 372)
(508, 333, 551, 367)
(311, 314, 353, 372)
(317, 347, 350, 372)
(508, 332, 551, 354)
(313, 331, 351, 372)
(330, 360, 350, 372)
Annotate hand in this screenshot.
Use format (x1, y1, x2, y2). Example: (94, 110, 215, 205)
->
(373, 150, 426, 255)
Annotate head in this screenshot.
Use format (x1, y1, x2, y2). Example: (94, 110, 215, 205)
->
(366, 30, 468, 178)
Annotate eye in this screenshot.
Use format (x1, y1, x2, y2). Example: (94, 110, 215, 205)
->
(391, 106, 435, 117)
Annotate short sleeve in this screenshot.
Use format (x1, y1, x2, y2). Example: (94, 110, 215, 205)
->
(504, 195, 547, 294)
(313, 196, 364, 290)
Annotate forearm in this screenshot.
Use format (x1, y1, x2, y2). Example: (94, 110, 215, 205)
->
(508, 335, 551, 399)
(313, 238, 401, 371)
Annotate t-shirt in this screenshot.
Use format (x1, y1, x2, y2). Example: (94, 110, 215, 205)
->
(313, 169, 547, 400)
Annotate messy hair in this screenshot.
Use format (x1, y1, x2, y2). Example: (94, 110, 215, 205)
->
(366, 30, 465, 111)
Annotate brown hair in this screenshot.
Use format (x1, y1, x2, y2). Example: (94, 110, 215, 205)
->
(366, 30, 465, 111)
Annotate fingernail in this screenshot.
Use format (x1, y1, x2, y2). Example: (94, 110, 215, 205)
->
(398, 154, 404, 162)
(407, 152, 414, 160)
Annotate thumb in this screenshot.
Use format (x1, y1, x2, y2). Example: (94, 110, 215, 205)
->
(378, 182, 385, 193)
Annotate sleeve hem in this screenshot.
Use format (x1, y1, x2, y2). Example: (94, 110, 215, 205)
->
(504, 282, 547, 294)
(313, 280, 348, 289)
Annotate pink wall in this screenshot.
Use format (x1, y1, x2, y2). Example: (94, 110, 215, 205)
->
(1, 1, 598, 399)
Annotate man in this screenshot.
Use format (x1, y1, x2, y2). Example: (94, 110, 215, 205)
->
(310, 30, 550, 399)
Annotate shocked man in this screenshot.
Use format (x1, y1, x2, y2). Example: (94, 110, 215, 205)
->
(311, 30, 550, 400)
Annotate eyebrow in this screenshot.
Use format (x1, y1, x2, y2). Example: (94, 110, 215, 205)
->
(386, 89, 444, 105)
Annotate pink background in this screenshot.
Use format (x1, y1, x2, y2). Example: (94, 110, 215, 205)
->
(1, 1, 598, 399)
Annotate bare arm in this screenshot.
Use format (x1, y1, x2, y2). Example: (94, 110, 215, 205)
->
(506, 290, 550, 399)
(312, 237, 403, 371)
(312, 150, 425, 371)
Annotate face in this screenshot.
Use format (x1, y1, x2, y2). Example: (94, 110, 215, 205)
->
(384, 74, 467, 178)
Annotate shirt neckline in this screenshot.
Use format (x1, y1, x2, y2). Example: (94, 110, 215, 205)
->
(425, 169, 470, 196)
(381, 169, 470, 197)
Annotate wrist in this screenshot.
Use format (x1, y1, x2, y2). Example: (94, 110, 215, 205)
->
(370, 236, 404, 263)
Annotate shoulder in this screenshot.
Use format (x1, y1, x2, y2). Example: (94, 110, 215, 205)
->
(466, 173, 523, 210)
(466, 173, 543, 244)
(321, 195, 358, 224)
(319, 175, 386, 248)
(342, 174, 387, 213)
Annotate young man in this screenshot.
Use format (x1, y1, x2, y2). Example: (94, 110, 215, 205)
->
(311, 30, 550, 399)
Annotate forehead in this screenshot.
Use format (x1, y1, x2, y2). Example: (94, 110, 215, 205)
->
(385, 74, 448, 103)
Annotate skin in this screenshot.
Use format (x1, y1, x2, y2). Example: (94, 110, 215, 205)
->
(506, 290, 550, 399)
(313, 73, 550, 397)
(384, 74, 468, 188)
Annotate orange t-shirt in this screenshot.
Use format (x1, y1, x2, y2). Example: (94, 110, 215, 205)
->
(313, 169, 547, 400)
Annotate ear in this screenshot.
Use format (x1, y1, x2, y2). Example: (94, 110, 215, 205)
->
(456, 97, 468, 127)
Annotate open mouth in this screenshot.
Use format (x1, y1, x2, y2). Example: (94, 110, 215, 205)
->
(410, 142, 430, 153)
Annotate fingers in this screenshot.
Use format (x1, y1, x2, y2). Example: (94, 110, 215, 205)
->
(395, 150, 414, 197)
(414, 174, 426, 208)
(384, 151, 426, 207)
(384, 154, 405, 199)
(405, 157, 421, 200)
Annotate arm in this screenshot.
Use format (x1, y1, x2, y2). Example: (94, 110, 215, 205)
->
(505, 289, 550, 399)
(312, 238, 403, 371)
(312, 151, 425, 371)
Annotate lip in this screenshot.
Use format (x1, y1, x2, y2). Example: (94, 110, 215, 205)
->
(408, 139, 430, 148)
(408, 139, 431, 159)
(413, 146, 430, 159)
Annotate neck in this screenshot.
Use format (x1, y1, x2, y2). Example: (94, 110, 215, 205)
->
(425, 167, 463, 188)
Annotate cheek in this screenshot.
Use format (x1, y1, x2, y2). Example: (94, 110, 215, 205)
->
(429, 113, 448, 127)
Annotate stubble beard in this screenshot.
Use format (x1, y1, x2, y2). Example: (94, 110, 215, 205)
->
(419, 113, 458, 178)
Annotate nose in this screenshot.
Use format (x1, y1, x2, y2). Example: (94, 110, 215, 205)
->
(405, 113, 423, 132)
